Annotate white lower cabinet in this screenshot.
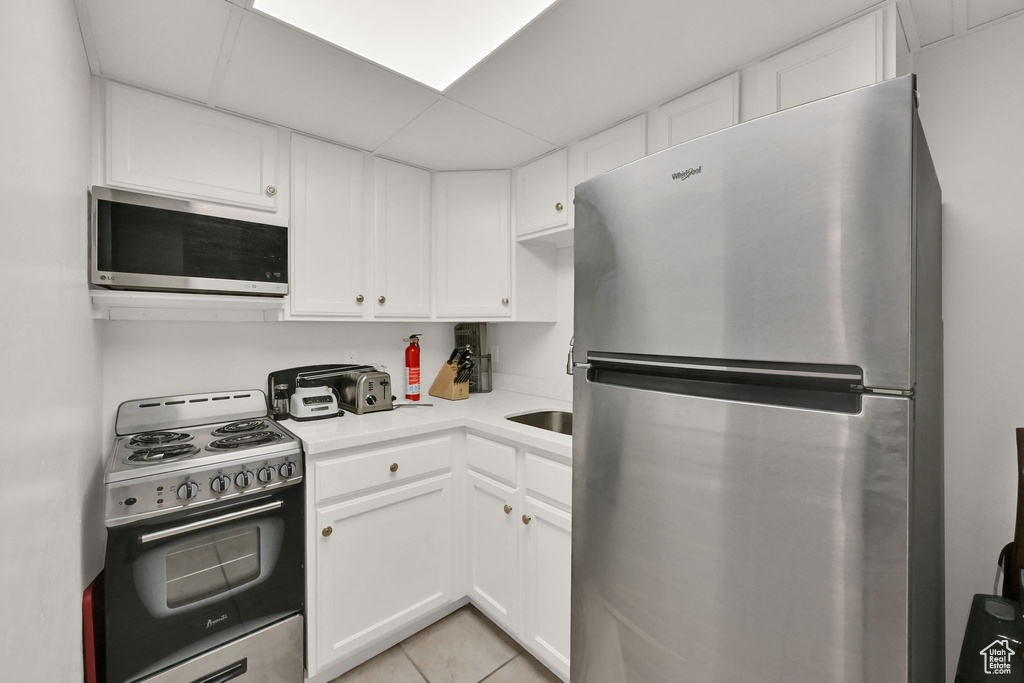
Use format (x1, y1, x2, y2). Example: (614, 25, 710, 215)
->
(522, 496, 572, 679)
(307, 432, 570, 681)
(315, 475, 454, 669)
(466, 436, 571, 681)
(467, 472, 519, 631)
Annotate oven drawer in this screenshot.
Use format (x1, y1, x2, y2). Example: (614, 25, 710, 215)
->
(315, 435, 453, 502)
(140, 614, 302, 682)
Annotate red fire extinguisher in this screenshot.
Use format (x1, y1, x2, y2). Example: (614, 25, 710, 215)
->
(404, 334, 422, 401)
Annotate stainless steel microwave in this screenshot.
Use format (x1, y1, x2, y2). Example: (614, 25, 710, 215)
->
(90, 187, 288, 296)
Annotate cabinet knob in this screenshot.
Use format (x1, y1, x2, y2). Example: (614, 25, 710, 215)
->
(322, 526, 333, 537)
(501, 298, 509, 305)
(522, 514, 532, 525)
(389, 463, 399, 473)
(266, 185, 277, 196)
(356, 294, 364, 303)
(504, 504, 513, 515)
(378, 296, 386, 304)
(555, 202, 564, 211)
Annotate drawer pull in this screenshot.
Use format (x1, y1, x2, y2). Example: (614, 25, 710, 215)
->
(504, 504, 512, 515)
(322, 526, 333, 537)
(389, 463, 399, 473)
(522, 514, 532, 525)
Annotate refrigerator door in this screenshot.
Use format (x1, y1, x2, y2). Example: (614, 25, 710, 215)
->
(571, 381, 911, 683)
(574, 77, 915, 390)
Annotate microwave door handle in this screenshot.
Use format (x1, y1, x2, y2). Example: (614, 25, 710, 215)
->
(139, 501, 283, 544)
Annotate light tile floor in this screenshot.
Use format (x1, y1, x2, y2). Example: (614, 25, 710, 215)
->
(330, 606, 561, 683)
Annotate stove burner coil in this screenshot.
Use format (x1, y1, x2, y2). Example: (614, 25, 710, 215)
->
(127, 431, 193, 448)
(124, 444, 200, 463)
(207, 431, 284, 451)
(211, 420, 268, 436)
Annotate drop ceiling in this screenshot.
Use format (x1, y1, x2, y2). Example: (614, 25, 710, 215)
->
(74, 0, 1022, 171)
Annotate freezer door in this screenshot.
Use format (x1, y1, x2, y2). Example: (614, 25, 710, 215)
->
(574, 77, 917, 390)
(571, 382, 916, 683)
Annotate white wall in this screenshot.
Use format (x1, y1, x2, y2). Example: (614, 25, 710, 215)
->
(914, 13, 1024, 679)
(0, 0, 101, 680)
(100, 321, 457, 442)
(490, 245, 574, 400)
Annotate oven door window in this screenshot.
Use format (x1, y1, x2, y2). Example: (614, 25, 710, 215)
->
(166, 526, 261, 609)
(134, 517, 284, 618)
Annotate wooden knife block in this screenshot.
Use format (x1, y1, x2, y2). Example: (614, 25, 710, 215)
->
(428, 361, 469, 401)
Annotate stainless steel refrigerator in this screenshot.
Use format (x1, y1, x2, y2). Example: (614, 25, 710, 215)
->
(571, 75, 942, 682)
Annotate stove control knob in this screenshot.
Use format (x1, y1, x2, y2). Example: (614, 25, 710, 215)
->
(257, 466, 276, 484)
(235, 471, 254, 488)
(279, 462, 296, 478)
(176, 481, 200, 500)
(210, 475, 231, 493)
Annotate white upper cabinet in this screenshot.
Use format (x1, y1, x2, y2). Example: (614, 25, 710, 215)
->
(372, 158, 432, 318)
(647, 73, 739, 154)
(106, 82, 279, 210)
(568, 114, 647, 186)
(752, 8, 896, 118)
(433, 171, 512, 319)
(289, 134, 366, 318)
(567, 115, 646, 227)
(514, 149, 568, 239)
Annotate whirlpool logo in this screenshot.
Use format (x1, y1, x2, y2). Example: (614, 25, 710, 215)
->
(672, 166, 702, 182)
(206, 614, 229, 629)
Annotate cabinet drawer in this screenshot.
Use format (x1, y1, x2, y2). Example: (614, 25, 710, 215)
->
(315, 436, 452, 502)
(525, 453, 571, 508)
(466, 434, 517, 486)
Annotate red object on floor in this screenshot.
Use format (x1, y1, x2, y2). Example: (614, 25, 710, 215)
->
(83, 576, 99, 683)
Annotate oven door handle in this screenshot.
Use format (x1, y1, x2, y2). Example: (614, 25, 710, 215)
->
(139, 501, 283, 544)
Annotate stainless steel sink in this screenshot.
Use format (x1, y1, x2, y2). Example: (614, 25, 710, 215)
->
(506, 410, 572, 436)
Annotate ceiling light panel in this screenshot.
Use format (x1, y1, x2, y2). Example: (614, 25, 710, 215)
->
(251, 0, 558, 91)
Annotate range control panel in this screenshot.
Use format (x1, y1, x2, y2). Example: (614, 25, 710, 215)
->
(105, 453, 303, 526)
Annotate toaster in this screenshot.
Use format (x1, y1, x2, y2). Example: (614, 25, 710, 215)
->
(336, 369, 393, 415)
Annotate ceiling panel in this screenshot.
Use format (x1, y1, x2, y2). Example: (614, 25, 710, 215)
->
(85, 0, 231, 102)
(446, 0, 878, 146)
(215, 13, 440, 152)
(968, 0, 1024, 29)
(375, 99, 554, 171)
(910, 0, 955, 45)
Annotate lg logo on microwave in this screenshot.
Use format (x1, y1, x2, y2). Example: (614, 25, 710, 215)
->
(206, 614, 229, 629)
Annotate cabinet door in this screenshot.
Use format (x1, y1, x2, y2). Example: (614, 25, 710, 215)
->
(290, 134, 367, 317)
(107, 82, 278, 210)
(647, 73, 739, 154)
(433, 171, 511, 318)
(514, 149, 568, 237)
(567, 115, 646, 228)
(372, 158, 432, 318)
(467, 472, 519, 632)
(522, 496, 571, 680)
(754, 11, 883, 116)
(316, 475, 453, 668)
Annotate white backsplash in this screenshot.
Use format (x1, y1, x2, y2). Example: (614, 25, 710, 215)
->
(492, 372, 572, 403)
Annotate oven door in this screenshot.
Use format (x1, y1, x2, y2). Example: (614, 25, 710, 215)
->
(103, 484, 303, 683)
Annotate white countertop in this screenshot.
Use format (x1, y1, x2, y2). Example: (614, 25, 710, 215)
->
(281, 389, 572, 459)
